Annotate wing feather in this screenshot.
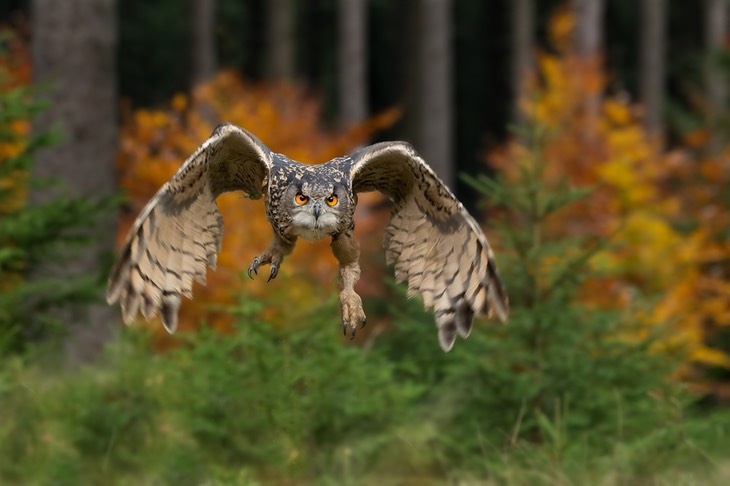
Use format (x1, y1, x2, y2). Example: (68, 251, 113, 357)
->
(107, 124, 273, 332)
(349, 142, 508, 351)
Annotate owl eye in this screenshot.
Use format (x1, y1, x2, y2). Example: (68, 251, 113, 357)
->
(325, 195, 339, 207)
(295, 193, 309, 205)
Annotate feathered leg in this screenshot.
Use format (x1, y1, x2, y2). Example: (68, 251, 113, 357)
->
(247, 233, 296, 282)
(331, 230, 366, 338)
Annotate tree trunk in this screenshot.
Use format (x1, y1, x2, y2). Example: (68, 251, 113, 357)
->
(511, 0, 534, 123)
(639, 0, 666, 139)
(190, 0, 217, 88)
(572, 0, 605, 57)
(399, 0, 422, 146)
(418, 0, 454, 188)
(337, 0, 368, 125)
(267, 0, 295, 81)
(571, 0, 605, 142)
(704, 0, 727, 150)
(31, 0, 118, 365)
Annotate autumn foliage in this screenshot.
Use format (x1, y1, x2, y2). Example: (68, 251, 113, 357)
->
(492, 9, 730, 388)
(0, 30, 31, 217)
(117, 71, 397, 336)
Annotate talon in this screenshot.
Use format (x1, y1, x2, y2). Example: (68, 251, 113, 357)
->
(247, 258, 260, 279)
(267, 264, 278, 282)
(350, 325, 356, 339)
(360, 318, 366, 329)
(343, 321, 348, 336)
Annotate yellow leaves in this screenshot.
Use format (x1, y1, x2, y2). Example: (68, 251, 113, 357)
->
(171, 93, 187, 113)
(496, 8, 730, 379)
(548, 7, 575, 52)
(602, 99, 632, 126)
(691, 347, 730, 369)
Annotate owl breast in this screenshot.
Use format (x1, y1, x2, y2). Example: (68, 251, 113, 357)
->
(290, 210, 340, 241)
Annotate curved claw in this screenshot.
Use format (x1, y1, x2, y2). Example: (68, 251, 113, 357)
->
(267, 264, 278, 282)
(342, 321, 348, 336)
(360, 318, 366, 329)
(350, 325, 356, 340)
(247, 258, 260, 279)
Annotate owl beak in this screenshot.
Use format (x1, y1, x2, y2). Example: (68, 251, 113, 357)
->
(313, 203, 322, 219)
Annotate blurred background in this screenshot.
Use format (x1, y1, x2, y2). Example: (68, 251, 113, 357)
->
(3, 0, 730, 484)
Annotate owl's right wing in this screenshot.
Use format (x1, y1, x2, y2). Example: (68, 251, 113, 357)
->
(348, 141, 508, 351)
(106, 123, 273, 333)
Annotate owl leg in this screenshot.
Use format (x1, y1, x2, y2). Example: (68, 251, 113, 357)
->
(247, 234, 296, 282)
(331, 231, 366, 338)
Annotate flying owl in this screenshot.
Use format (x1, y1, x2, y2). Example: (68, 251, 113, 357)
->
(106, 123, 508, 351)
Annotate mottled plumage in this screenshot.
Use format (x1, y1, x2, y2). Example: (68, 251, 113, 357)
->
(107, 123, 508, 351)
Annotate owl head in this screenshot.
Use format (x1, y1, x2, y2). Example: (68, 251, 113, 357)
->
(283, 181, 350, 240)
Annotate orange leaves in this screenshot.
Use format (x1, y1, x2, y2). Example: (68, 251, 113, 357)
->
(0, 27, 31, 91)
(0, 32, 31, 217)
(117, 71, 395, 338)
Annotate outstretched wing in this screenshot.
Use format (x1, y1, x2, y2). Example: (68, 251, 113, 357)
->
(349, 142, 508, 351)
(106, 123, 273, 333)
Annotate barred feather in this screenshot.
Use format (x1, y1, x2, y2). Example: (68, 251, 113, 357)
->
(106, 124, 272, 332)
(350, 142, 508, 351)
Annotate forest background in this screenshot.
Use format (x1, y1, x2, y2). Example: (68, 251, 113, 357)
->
(3, 0, 730, 484)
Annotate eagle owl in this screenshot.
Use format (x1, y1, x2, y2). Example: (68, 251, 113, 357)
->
(107, 124, 508, 351)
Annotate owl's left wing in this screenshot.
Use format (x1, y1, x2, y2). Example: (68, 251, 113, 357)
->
(349, 141, 508, 351)
(106, 124, 273, 333)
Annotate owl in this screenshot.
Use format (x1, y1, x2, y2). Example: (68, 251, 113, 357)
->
(107, 123, 508, 351)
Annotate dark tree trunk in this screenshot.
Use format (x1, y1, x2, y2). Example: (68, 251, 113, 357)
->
(418, 0, 454, 188)
(267, 0, 295, 81)
(190, 0, 217, 88)
(31, 0, 118, 365)
(572, 0, 605, 57)
(704, 0, 727, 150)
(639, 0, 666, 139)
(571, 0, 605, 142)
(399, 0, 422, 146)
(338, 0, 368, 125)
(511, 0, 534, 123)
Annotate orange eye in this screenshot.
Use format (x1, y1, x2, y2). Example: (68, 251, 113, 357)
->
(325, 195, 338, 206)
(295, 193, 309, 205)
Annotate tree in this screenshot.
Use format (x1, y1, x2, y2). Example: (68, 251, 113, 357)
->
(511, 0, 534, 123)
(30, 0, 118, 365)
(572, 0, 605, 58)
(418, 0, 454, 188)
(571, 0, 605, 140)
(267, 0, 295, 81)
(337, 0, 368, 125)
(190, 0, 217, 88)
(639, 0, 666, 139)
(704, 0, 727, 150)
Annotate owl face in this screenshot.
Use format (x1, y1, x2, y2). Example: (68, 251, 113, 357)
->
(284, 181, 349, 241)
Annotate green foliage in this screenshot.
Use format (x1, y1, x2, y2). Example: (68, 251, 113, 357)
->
(1, 292, 730, 484)
(0, 81, 113, 354)
(377, 122, 692, 476)
(0, 295, 420, 485)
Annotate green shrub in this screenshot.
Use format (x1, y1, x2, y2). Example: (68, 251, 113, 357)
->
(0, 294, 419, 484)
